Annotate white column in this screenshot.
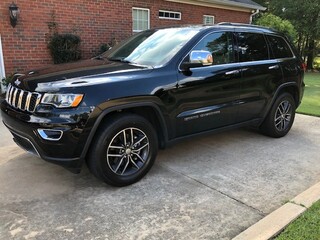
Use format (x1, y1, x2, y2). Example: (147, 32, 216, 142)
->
(0, 35, 6, 93)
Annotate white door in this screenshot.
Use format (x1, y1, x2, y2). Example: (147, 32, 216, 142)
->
(0, 35, 6, 93)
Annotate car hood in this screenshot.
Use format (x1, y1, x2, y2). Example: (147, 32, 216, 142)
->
(11, 59, 153, 92)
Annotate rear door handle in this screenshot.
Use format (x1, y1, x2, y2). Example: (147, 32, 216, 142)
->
(225, 70, 240, 75)
(269, 65, 280, 70)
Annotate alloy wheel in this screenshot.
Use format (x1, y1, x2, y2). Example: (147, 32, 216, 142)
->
(274, 100, 292, 132)
(106, 127, 149, 176)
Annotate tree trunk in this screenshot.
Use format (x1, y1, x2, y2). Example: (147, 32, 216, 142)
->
(303, 36, 309, 63)
(297, 33, 302, 54)
(306, 39, 315, 70)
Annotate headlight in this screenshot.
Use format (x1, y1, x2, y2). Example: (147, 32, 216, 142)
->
(41, 93, 84, 108)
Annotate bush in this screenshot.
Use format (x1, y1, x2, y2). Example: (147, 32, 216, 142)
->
(255, 13, 297, 40)
(1, 74, 13, 93)
(98, 43, 111, 55)
(2, 74, 13, 87)
(48, 33, 81, 64)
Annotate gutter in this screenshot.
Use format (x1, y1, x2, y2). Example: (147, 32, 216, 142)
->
(250, 9, 260, 24)
(200, 0, 266, 11)
(165, 0, 266, 13)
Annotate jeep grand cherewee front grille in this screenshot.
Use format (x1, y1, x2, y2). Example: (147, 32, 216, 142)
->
(6, 84, 42, 112)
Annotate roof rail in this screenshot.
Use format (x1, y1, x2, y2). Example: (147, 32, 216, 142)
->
(217, 22, 274, 31)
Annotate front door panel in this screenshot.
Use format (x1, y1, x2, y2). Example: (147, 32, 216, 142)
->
(176, 63, 241, 136)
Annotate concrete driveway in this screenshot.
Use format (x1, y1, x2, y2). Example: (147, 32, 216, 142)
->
(0, 114, 319, 240)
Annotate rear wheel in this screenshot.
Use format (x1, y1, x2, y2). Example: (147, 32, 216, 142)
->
(88, 114, 158, 186)
(260, 93, 296, 138)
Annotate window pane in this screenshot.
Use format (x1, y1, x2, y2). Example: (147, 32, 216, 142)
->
(159, 10, 181, 19)
(203, 16, 214, 25)
(267, 35, 293, 59)
(192, 32, 234, 65)
(142, 20, 148, 30)
(237, 33, 269, 62)
(132, 8, 149, 31)
(133, 21, 138, 31)
(142, 10, 148, 19)
(133, 10, 138, 20)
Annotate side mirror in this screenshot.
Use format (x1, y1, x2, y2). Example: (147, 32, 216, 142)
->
(181, 50, 213, 71)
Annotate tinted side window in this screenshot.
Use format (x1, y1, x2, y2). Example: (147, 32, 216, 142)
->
(237, 33, 269, 62)
(267, 35, 293, 59)
(192, 32, 235, 65)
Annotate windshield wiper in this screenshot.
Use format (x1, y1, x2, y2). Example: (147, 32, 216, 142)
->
(108, 57, 152, 68)
(108, 57, 133, 63)
(92, 54, 109, 61)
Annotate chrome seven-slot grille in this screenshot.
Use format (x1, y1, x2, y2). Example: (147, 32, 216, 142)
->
(6, 84, 42, 112)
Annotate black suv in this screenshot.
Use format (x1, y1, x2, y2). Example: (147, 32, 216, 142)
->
(1, 23, 305, 186)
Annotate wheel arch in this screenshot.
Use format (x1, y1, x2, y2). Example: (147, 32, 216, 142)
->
(262, 82, 299, 123)
(277, 84, 300, 108)
(81, 102, 169, 160)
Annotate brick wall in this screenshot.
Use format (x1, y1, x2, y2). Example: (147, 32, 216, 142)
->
(0, 0, 250, 74)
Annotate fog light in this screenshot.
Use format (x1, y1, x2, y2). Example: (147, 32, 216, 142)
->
(37, 129, 63, 141)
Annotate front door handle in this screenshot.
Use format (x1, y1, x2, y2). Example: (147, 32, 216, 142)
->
(225, 70, 240, 75)
(269, 65, 280, 70)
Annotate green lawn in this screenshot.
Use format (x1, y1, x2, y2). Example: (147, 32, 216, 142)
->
(275, 73, 320, 239)
(297, 73, 320, 116)
(276, 200, 320, 240)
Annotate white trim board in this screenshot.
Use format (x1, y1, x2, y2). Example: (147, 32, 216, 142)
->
(0, 35, 6, 93)
(164, 0, 265, 12)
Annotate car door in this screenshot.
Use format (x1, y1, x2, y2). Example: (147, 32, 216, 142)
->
(175, 31, 242, 137)
(235, 31, 283, 123)
(266, 34, 304, 85)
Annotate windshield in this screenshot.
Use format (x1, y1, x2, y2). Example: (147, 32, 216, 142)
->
(103, 28, 200, 67)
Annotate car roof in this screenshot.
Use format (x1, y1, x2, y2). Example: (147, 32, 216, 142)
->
(153, 23, 279, 35)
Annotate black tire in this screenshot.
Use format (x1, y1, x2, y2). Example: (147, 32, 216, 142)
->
(260, 93, 296, 138)
(88, 114, 158, 187)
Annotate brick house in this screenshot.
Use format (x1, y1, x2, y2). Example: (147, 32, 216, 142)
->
(0, 0, 264, 82)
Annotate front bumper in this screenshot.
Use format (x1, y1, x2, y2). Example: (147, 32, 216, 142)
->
(0, 101, 88, 173)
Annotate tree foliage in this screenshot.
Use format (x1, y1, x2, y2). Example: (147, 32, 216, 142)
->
(267, 0, 320, 69)
(255, 13, 297, 40)
(270, 0, 320, 40)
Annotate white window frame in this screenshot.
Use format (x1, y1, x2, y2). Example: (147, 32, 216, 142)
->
(132, 7, 150, 32)
(203, 15, 215, 25)
(159, 10, 181, 20)
(0, 35, 6, 93)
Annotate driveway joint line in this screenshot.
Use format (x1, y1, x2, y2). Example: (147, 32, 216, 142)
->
(159, 163, 265, 216)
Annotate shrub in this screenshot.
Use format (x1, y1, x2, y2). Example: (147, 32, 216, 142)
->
(2, 74, 13, 87)
(98, 43, 111, 55)
(255, 13, 297, 40)
(48, 33, 81, 64)
(1, 74, 13, 93)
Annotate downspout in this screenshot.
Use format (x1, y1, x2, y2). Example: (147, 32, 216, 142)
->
(249, 9, 259, 24)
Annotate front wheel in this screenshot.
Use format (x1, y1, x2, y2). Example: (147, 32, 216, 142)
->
(88, 114, 158, 186)
(260, 93, 296, 138)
